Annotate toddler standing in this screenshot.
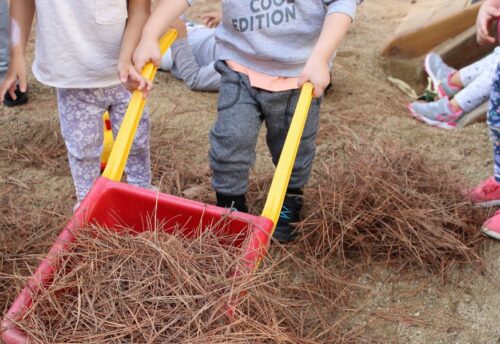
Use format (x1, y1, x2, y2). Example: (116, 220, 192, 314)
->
(134, 0, 362, 242)
(0, 0, 153, 208)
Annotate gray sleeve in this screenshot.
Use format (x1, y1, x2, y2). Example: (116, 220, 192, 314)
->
(0, 0, 9, 80)
(171, 39, 220, 92)
(324, 0, 362, 20)
(185, 0, 193, 6)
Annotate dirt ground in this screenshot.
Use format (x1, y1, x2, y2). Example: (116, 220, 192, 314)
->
(1, 0, 500, 343)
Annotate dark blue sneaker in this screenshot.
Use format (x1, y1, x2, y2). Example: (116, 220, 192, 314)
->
(3, 85, 28, 107)
(273, 190, 303, 243)
(216, 193, 248, 213)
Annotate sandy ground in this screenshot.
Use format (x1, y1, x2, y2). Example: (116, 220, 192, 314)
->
(1, 0, 500, 342)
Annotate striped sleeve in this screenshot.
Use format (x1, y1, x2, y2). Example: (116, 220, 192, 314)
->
(324, 0, 363, 20)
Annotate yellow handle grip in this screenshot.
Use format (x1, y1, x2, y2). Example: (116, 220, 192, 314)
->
(261, 82, 314, 228)
(102, 29, 177, 182)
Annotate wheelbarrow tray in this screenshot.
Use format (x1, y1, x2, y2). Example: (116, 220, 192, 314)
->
(2, 23, 313, 340)
(1, 177, 273, 344)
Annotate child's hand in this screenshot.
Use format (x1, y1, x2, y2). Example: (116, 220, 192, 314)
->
(298, 56, 330, 98)
(477, 0, 500, 45)
(171, 18, 188, 39)
(133, 38, 162, 72)
(118, 60, 152, 98)
(201, 12, 222, 28)
(0, 55, 27, 103)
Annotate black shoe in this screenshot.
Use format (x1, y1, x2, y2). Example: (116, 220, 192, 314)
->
(273, 189, 303, 243)
(216, 192, 248, 213)
(3, 86, 28, 107)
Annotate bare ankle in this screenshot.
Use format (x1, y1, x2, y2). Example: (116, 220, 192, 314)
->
(449, 71, 463, 89)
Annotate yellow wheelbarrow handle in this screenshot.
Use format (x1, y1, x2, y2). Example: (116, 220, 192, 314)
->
(261, 82, 314, 228)
(102, 29, 177, 182)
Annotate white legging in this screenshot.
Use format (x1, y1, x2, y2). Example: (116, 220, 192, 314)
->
(455, 47, 500, 113)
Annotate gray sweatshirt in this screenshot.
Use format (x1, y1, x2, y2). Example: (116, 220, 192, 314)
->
(187, 0, 362, 77)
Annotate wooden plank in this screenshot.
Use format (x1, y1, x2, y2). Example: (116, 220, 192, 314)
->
(381, 1, 483, 58)
(437, 26, 495, 69)
(381, 25, 494, 88)
(396, 0, 470, 34)
(457, 102, 488, 128)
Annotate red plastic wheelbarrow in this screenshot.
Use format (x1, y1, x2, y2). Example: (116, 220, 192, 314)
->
(1, 29, 314, 344)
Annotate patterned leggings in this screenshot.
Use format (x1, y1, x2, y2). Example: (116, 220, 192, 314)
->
(488, 63, 500, 182)
(57, 85, 151, 201)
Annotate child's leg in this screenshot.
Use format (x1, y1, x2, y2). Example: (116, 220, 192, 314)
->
(107, 85, 152, 189)
(487, 64, 500, 182)
(258, 89, 321, 242)
(460, 48, 500, 86)
(0, 0, 9, 83)
(453, 59, 498, 113)
(209, 61, 262, 200)
(261, 91, 321, 190)
(477, 63, 500, 239)
(56, 88, 106, 201)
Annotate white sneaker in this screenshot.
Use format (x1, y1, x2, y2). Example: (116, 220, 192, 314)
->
(424, 53, 460, 98)
(407, 97, 463, 130)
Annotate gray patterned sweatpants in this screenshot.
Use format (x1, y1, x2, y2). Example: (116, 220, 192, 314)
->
(57, 85, 151, 201)
(209, 61, 321, 195)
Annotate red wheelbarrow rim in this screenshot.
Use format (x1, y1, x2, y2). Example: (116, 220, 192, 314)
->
(2, 177, 274, 344)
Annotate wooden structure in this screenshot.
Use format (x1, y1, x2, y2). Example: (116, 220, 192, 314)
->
(382, 0, 492, 126)
(382, 1, 482, 59)
(457, 102, 488, 128)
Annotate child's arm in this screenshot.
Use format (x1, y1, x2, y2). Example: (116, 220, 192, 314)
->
(298, 13, 352, 98)
(118, 0, 151, 95)
(477, 0, 500, 45)
(133, 0, 191, 71)
(0, 0, 35, 102)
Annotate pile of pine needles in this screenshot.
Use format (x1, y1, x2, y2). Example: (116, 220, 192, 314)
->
(298, 140, 485, 272)
(14, 226, 359, 343)
(3, 136, 487, 343)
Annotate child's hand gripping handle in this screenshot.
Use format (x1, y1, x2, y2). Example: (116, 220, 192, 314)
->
(102, 29, 177, 182)
(261, 82, 314, 228)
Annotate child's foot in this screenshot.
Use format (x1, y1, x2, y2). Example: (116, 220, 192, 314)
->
(424, 53, 459, 98)
(425, 53, 455, 86)
(438, 74, 462, 99)
(3, 85, 28, 107)
(407, 97, 463, 130)
(273, 191, 303, 243)
(465, 177, 500, 207)
(482, 210, 500, 240)
(216, 193, 248, 213)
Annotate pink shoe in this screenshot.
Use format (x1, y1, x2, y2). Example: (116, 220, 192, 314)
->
(482, 210, 500, 240)
(406, 97, 462, 130)
(466, 177, 500, 207)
